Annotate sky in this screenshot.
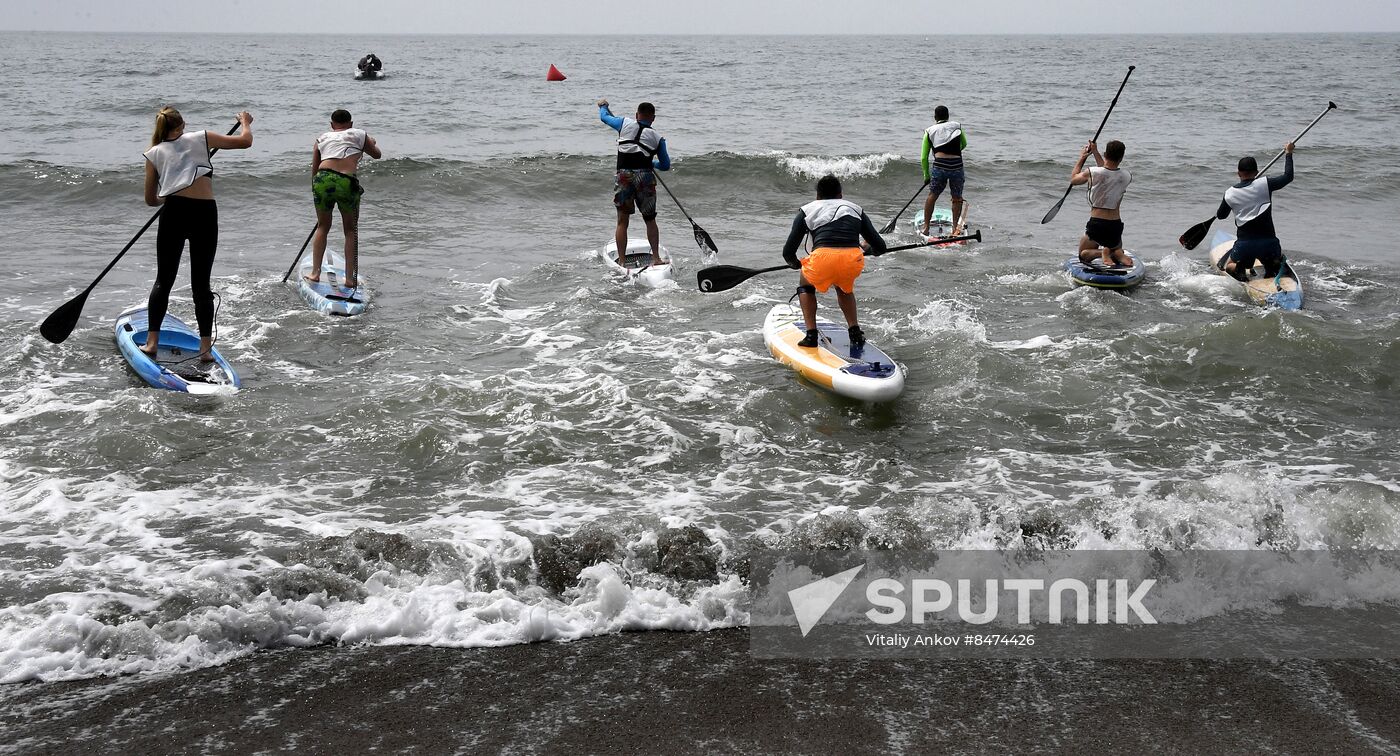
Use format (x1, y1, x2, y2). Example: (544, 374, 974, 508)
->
(2, 0, 1398, 34)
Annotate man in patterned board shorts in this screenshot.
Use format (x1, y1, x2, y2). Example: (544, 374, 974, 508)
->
(597, 98, 672, 266)
(309, 109, 382, 288)
(920, 105, 968, 237)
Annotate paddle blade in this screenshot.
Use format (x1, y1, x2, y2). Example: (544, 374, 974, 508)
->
(39, 289, 91, 344)
(878, 218, 898, 235)
(693, 224, 718, 255)
(1041, 188, 1070, 224)
(697, 264, 775, 293)
(1179, 217, 1214, 250)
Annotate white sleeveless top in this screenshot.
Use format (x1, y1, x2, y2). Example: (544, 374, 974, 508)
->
(1086, 166, 1131, 210)
(143, 131, 212, 198)
(316, 128, 367, 160)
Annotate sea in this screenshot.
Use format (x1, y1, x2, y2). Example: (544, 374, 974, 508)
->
(2, 32, 1399, 753)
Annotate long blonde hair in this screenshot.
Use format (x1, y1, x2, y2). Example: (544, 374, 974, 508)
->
(150, 106, 184, 147)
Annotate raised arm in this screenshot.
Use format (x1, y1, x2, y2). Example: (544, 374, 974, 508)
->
(206, 111, 253, 150)
(1069, 142, 1096, 186)
(596, 99, 624, 132)
(363, 134, 382, 160)
(1267, 146, 1293, 191)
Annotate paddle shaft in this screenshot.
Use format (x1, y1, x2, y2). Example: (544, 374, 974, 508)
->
(281, 225, 318, 283)
(879, 179, 930, 233)
(1041, 65, 1134, 224)
(1259, 101, 1336, 175)
(884, 230, 982, 253)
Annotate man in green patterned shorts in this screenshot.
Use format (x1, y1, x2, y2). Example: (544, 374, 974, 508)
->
(310, 109, 382, 287)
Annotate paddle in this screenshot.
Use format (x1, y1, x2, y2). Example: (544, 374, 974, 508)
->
(1041, 65, 1135, 225)
(280, 225, 319, 283)
(878, 179, 930, 234)
(654, 173, 718, 255)
(696, 231, 982, 293)
(40, 121, 243, 344)
(1178, 101, 1337, 250)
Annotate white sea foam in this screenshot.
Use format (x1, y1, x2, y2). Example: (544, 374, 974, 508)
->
(777, 152, 902, 179)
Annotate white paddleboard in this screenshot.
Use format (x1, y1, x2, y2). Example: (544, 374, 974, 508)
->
(602, 239, 674, 288)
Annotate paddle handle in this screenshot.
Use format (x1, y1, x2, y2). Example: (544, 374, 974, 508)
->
(1089, 65, 1135, 146)
(1258, 101, 1336, 175)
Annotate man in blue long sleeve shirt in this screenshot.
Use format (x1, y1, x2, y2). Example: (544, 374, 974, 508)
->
(597, 98, 672, 267)
(1216, 142, 1295, 281)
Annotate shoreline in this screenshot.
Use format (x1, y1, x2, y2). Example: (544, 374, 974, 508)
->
(4, 629, 1399, 754)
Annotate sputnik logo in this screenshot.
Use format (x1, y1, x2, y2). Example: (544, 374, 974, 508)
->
(787, 564, 865, 637)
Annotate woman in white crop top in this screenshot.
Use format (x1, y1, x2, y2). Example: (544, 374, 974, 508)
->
(140, 106, 253, 360)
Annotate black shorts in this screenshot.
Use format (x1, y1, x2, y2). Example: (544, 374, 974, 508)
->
(1227, 237, 1283, 276)
(1085, 218, 1124, 249)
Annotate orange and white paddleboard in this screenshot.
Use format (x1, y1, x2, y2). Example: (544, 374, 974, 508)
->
(762, 303, 904, 402)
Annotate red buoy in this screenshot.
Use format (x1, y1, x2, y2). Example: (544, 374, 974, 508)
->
(546, 64, 566, 82)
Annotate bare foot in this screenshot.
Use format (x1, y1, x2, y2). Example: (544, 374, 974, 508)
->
(303, 273, 321, 283)
(651, 256, 665, 266)
(343, 279, 358, 289)
(617, 256, 628, 268)
(139, 345, 158, 358)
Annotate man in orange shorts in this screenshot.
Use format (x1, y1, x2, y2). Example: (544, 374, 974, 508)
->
(781, 174, 889, 348)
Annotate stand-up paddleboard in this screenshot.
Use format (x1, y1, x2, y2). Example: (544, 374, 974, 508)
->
(602, 239, 674, 288)
(762, 303, 904, 402)
(910, 205, 970, 246)
(1208, 229, 1303, 310)
(297, 249, 368, 316)
(1063, 251, 1146, 290)
(114, 306, 240, 394)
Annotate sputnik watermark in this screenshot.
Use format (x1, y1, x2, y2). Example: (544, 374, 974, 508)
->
(789, 570, 1156, 637)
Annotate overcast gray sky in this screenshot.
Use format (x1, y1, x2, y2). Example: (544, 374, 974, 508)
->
(3, 0, 1398, 34)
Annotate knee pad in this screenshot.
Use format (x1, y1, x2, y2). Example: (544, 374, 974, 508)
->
(796, 284, 816, 296)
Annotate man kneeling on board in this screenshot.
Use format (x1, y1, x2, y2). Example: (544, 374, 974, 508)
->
(782, 174, 888, 349)
(1069, 139, 1132, 268)
(1216, 142, 1294, 282)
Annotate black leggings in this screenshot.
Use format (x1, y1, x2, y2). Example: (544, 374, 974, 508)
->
(148, 195, 218, 338)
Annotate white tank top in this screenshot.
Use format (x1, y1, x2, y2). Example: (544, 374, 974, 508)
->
(143, 131, 212, 198)
(801, 199, 863, 230)
(316, 128, 367, 160)
(1086, 166, 1131, 210)
(1224, 177, 1271, 224)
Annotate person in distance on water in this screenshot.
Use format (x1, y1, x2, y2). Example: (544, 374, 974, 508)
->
(358, 53, 382, 72)
(782, 174, 888, 349)
(1068, 139, 1132, 268)
(307, 109, 382, 288)
(141, 106, 253, 361)
(1216, 143, 1295, 282)
(920, 105, 968, 237)
(596, 98, 672, 267)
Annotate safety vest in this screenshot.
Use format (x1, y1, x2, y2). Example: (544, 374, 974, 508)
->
(617, 119, 662, 170)
(925, 121, 964, 152)
(1224, 177, 1271, 225)
(800, 199, 863, 231)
